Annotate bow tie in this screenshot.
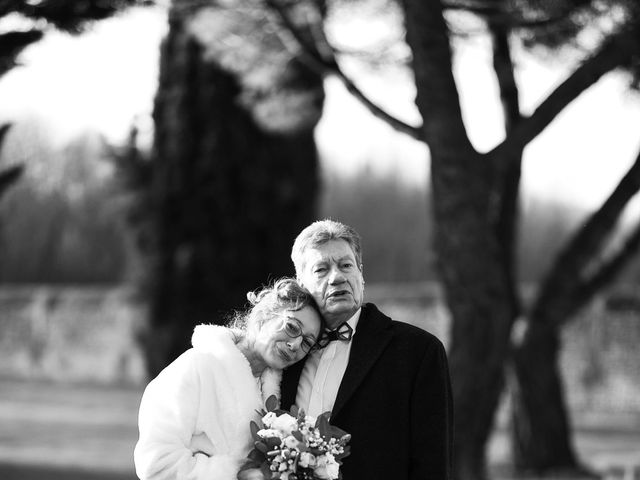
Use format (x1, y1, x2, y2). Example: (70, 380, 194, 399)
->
(318, 322, 353, 348)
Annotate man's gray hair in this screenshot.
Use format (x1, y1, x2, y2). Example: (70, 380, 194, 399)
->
(291, 219, 363, 276)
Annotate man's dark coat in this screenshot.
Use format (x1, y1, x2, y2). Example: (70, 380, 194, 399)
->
(281, 303, 454, 480)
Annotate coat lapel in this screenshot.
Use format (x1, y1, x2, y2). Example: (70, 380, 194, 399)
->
(331, 303, 392, 419)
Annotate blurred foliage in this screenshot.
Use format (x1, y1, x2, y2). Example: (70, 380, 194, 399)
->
(0, 0, 154, 31)
(0, 0, 155, 281)
(0, 115, 614, 286)
(320, 167, 435, 282)
(0, 124, 23, 200)
(517, 196, 588, 281)
(443, 0, 640, 88)
(0, 162, 22, 199)
(0, 1, 153, 77)
(0, 30, 43, 77)
(0, 121, 128, 284)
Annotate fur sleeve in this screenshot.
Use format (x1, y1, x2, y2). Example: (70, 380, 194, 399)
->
(134, 350, 243, 480)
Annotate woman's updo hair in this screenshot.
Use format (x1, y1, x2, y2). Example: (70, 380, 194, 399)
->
(229, 277, 320, 333)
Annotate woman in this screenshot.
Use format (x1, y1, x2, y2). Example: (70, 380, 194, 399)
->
(134, 278, 323, 480)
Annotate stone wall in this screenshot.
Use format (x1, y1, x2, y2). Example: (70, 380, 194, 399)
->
(0, 283, 638, 414)
(0, 286, 147, 385)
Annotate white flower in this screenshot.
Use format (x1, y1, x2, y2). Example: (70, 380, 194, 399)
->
(283, 435, 300, 450)
(262, 411, 277, 428)
(298, 452, 316, 468)
(314, 453, 340, 480)
(271, 413, 298, 435)
(325, 460, 340, 479)
(257, 428, 283, 439)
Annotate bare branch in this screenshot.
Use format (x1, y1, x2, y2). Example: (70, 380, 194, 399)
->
(0, 165, 24, 200)
(530, 145, 640, 326)
(0, 30, 44, 77)
(0, 123, 12, 148)
(442, 0, 578, 29)
(578, 222, 640, 308)
(490, 25, 638, 159)
(442, 0, 501, 14)
(263, 0, 424, 140)
(488, 19, 523, 318)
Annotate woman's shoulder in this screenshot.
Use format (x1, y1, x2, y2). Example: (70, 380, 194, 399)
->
(191, 324, 237, 354)
(190, 324, 254, 376)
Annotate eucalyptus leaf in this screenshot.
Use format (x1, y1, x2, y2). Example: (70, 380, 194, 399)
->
(265, 395, 279, 412)
(266, 436, 282, 449)
(250, 421, 261, 440)
(336, 445, 351, 460)
(316, 413, 330, 439)
(329, 426, 348, 438)
(248, 449, 264, 463)
(260, 461, 272, 478)
(255, 441, 268, 453)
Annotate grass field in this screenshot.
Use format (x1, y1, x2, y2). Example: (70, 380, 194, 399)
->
(1, 284, 639, 479)
(1, 378, 639, 480)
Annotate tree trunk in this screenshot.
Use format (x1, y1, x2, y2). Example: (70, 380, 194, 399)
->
(139, 2, 324, 377)
(0, 164, 24, 279)
(511, 321, 578, 471)
(510, 148, 640, 471)
(484, 17, 576, 473)
(403, 1, 515, 478)
(488, 20, 523, 320)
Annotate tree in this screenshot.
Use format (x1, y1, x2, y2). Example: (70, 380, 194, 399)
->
(0, 124, 23, 278)
(262, 0, 640, 477)
(0, 126, 23, 200)
(1, 2, 151, 186)
(0, 2, 154, 284)
(442, 0, 640, 472)
(0, 1, 152, 76)
(124, 0, 325, 377)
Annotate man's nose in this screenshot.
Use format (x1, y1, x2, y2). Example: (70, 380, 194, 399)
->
(328, 267, 346, 283)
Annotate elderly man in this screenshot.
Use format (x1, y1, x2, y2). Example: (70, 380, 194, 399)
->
(281, 219, 453, 480)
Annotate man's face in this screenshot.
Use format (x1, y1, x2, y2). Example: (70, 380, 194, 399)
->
(298, 239, 364, 329)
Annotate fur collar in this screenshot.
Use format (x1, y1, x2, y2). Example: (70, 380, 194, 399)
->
(191, 324, 281, 407)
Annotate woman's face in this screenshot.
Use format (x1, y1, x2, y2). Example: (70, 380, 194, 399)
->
(254, 305, 322, 369)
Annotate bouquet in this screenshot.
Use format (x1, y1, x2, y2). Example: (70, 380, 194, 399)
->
(240, 395, 351, 480)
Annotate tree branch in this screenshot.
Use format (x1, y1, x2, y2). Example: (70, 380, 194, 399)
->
(0, 165, 24, 201)
(531, 144, 640, 325)
(15, 0, 153, 33)
(442, 0, 576, 29)
(0, 123, 12, 147)
(490, 25, 638, 159)
(577, 222, 640, 310)
(0, 30, 44, 77)
(488, 19, 523, 318)
(263, 0, 424, 141)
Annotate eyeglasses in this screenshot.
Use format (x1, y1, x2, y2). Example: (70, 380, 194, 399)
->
(280, 318, 317, 353)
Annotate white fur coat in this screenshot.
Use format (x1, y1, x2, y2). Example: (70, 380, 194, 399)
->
(134, 325, 282, 480)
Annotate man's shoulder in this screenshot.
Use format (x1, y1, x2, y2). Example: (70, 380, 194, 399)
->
(363, 302, 444, 348)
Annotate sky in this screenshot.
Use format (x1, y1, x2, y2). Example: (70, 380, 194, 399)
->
(0, 6, 166, 146)
(1, 4, 640, 212)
